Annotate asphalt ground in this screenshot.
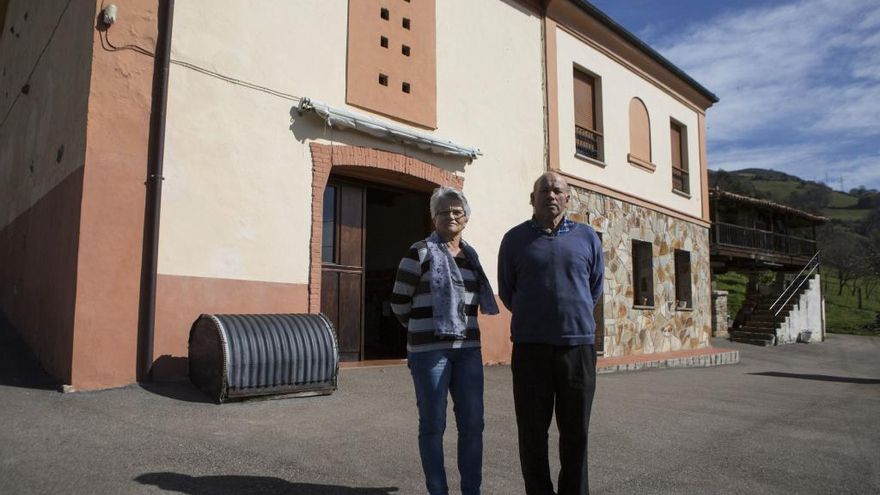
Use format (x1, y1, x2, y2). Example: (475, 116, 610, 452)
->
(1, 323, 878, 494)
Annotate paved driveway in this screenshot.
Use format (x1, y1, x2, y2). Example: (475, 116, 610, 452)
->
(1, 330, 878, 494)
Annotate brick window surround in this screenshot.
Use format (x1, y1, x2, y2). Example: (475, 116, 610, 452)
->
(307, 143, 463, 312)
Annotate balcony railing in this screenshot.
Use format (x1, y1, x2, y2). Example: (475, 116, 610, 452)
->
(575, 125, 602, 160)
(672, 167, 690, 194)
(713, 222, 817, 257)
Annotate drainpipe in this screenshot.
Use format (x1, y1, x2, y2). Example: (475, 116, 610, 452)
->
(138, 0, 175, 382)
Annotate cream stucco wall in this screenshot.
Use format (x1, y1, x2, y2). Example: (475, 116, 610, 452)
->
(159, 0, 544, 286)
(555, 27, 704, 219)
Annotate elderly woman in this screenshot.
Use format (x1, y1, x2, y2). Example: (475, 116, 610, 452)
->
(391, 186, 499, 495)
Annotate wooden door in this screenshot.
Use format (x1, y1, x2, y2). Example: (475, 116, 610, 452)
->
(321, 181, 365, 361)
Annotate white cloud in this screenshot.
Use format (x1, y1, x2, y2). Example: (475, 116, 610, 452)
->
(710, 143, 880, 191)
(651, 0, 880, 189)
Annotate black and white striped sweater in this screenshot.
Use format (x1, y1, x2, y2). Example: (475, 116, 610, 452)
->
(390, 240, 482, 353)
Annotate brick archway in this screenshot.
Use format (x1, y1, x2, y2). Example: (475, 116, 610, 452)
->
(308, 143, 464, 312)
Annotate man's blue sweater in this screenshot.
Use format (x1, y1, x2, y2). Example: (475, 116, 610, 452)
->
(498, 220, 604, 345)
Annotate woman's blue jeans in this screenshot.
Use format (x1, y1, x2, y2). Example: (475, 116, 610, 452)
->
(408, 346, 484, 495)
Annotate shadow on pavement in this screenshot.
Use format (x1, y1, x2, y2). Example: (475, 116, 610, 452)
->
(749, 371, 880, 384)
(135, 472, 399, 494)
(138, 380, 217, 404)
(0, 313, 58, 391)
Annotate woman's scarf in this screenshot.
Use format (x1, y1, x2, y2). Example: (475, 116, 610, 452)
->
(426, 231, 500, 339)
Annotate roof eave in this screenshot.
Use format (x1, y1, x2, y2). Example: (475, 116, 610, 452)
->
(570, 0, 720, 104)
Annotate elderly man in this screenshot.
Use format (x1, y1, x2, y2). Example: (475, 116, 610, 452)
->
(497, 172, 604, 495)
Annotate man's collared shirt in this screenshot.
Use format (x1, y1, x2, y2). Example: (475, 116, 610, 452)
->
(529, 215, 575, 236)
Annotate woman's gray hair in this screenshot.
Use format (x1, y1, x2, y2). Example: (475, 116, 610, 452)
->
(429, 186, 471, 218)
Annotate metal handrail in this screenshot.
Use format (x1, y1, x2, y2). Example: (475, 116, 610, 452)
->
(575, 125, 602, 159)
(769, 251, 821, 316)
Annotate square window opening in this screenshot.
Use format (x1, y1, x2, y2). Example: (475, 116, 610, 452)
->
(379, 73, 389, 86)
(402, 17, 411, 29)
(402, 82, 411, 93)
(380, 8, 390, 20)
(401, 44, 411, 56)
(380, 36, 389, 48)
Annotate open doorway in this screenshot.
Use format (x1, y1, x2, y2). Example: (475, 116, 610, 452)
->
(320, 176, 431, 361)
(363, 186, 431, 359)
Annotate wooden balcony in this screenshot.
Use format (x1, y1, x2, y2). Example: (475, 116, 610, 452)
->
(709, 189, 826, 272)
(713, 222, 817, 258)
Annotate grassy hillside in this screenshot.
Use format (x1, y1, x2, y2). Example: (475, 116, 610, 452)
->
(752, 180, 803, 202)
(819, 270, 880, 335)
(709, 168, 874, 223)
(822, 208, 873, 222)
(828, 191, 859, 208)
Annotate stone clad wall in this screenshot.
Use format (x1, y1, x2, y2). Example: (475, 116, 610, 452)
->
(568, 187, 712, 357)
(712, 290, 729, 338)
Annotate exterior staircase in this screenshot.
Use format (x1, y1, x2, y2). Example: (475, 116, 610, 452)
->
(729, 287, 810, 346)
(729, 252, 822, 346)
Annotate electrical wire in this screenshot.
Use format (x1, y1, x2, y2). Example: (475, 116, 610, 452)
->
(100, 28, 301, 103)
(0, 0, 72, 131)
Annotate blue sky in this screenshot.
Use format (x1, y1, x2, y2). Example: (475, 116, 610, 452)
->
(590, 0, 880, 192)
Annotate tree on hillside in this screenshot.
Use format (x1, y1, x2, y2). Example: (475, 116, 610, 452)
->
(819, 227, 869, 295)
(850, 187, 880, 209)
(709, 170, 761, 197)
(860, 207, 880, 242)
(863, 250, 880, 301)
(789, 184, 831, 213)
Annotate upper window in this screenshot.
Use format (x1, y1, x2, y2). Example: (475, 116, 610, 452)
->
(632, 240, 654, 307)
(674, 250, 692, 309)
(573, 68, 603, 161)
(627, 98, 653, 171)
(671, 120, 689, 194)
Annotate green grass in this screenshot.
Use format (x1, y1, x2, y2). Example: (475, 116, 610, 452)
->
(715, 272, 748, 320)
(820, 270, 880, 335)
(821, 208, 872, 222)
(712, 270, 880, 336)
(752, 180, 802, 202)
(828, 191, 859, 208)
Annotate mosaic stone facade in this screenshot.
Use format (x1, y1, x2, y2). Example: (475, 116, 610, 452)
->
(711, 290, 730, 338)
(568, 187, 712, 357)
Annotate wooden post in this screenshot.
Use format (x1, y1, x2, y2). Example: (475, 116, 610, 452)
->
(858, 287, 862, 309)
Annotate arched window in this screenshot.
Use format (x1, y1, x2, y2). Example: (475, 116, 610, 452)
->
(627, 98, 654, 171)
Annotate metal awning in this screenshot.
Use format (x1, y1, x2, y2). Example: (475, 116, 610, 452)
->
(297, 97, 481, 159)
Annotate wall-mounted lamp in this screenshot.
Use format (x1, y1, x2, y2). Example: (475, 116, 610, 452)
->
(100, 5, 118, 27)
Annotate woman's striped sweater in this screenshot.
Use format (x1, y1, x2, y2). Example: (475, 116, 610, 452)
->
(390, 240, 482, 353)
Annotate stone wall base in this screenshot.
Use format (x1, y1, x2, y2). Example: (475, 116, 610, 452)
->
(597, 347, 739, 374)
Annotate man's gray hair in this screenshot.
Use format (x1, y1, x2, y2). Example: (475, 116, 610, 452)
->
(429, 186, 471, 218)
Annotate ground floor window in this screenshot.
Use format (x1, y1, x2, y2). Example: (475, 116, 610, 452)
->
(674, 249, 692, 309)
(632, 240, 654, 307)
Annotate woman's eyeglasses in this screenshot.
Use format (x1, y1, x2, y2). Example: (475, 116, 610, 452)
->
(435, 209, 467, 219)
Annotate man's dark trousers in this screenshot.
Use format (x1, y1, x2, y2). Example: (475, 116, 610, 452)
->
(512, 343, 597, 495)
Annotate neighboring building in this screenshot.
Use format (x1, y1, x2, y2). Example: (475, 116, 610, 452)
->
(709, 189, 827, 345)
(0, 0, 717, 390)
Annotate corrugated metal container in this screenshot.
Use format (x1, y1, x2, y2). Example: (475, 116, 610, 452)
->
(188, 313, 339, 403)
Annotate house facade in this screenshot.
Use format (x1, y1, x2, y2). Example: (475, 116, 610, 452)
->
(0, 0, 717, 389)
